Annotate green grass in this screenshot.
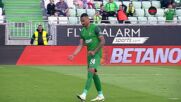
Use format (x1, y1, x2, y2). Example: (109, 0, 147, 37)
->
(0, 65, 181, 102)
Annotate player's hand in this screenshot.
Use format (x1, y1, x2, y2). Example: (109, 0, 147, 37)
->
(68, 55, 74, 61)
(88, 51, 95, 56)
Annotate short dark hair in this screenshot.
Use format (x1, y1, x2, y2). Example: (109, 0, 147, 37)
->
(80, 13, 89, 18)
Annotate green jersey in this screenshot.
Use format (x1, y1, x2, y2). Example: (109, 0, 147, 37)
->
(80, 24, 102, 56)
(104, 2, 118, 12)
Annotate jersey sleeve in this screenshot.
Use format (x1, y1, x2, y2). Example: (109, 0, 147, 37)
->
(95, 26, 103, 37)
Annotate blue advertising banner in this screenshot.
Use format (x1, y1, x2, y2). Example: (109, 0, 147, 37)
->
(56, 25, 181, 46)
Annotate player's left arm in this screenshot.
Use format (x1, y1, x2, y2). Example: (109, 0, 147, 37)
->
(94, 35, 105, 53)
(88, 26, 105, 56)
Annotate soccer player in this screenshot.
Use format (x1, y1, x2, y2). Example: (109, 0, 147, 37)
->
(68, 13, 105, 102)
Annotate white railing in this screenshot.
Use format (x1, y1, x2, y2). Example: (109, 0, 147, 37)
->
(6, 20, 57, 45)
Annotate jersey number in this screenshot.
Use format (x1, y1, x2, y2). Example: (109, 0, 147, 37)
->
(90, 59, 96, 65)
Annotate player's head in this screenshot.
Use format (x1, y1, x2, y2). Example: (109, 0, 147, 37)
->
(80, 13, 90, 27)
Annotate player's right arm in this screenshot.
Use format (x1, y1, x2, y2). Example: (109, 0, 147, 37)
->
(68, 39, 84, 60)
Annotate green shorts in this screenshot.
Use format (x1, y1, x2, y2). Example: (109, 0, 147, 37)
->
(87, 54, 101, 70)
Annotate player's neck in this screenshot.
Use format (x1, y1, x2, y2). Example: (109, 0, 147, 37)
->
(85, 23, 91, 29)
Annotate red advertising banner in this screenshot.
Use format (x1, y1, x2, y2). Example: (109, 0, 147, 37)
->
(17, 46, 181, 65)
(102, 46, 181, 65)
(17, 46, 87, 65)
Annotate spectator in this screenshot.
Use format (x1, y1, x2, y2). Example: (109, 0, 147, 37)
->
(121, 1, 127, 13)
(47, 0, 56, 16)
(93, 11, 102, 24)
(73, 0, 83, 8)
(117, 5, 129, 24)
(87, 0, 95, 9)
(82, 0, 88, 9)
(165, 4, 175, 22)
(172, 2, 177, 8)
(55, 0, 69, 16)
(126, 3, 135, 17)
(30, 25, 50, 45)
(104, 0, 118, 17)
(161, 0, 174, 8)
(99, 4, 109, 23)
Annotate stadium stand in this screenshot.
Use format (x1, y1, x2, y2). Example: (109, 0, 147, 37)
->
(0, 0, 4, 23)
(176, 8, 181, 16)
(128, 17, 138, 24)
(173, 17, 178, 24)
(3, 0, 46, 39)
(155, 8, 164, 17)
(151, 0, 161, 8)
(86, 9, 96, 18)
(157, 16, 166, 24)
(135, 9, 145, 17)
(48, 16, 58, 24)
(138, 17, 147, 24)
(2, 0, 181, 26)
(178, 16, 181, 23)
(142, 1, 151, 9)
(115, 1, 122, 7)
(122, 1, 130, 7)
(147, 16, 157, 24)
(4, 0, 43, 22)
(58, 17, 68, 24)
(68, 17, 78, 24)
(0, 15, 3, 23)
(66, 0, 75, 9)
(94, 1, 102, 9)
(108, 17, 118, 24)
(69, 9, 76, 17)
(1, 0, 181, 45)
(132, 1, 142, 9)
(0, 7, 2, 15)
(145, 9, 155, 17)
(0, 7, 3, 23)
(43, 0, 180, 24)
(76, 8, 86, 17)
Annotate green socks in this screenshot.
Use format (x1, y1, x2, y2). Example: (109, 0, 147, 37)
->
(83, 71, 94, 94)
(83, 72, 103, 96)
(93, 74, 102, 93)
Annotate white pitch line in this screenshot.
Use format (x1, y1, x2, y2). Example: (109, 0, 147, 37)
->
(168, 98, 180, 100)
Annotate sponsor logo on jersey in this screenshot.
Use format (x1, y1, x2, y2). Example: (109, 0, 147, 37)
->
(85, 39, 92, 44)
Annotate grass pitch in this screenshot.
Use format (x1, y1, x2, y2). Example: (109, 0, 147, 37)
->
(0, 65, 180, 102)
